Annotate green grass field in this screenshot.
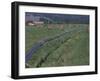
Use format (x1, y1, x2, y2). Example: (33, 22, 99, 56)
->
(25, 24, 89, 68)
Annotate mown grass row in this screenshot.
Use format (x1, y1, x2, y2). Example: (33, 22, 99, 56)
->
(40, 30, 89, 67)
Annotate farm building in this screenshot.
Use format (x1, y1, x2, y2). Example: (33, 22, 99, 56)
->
(26, 21, 44, 26)
(25, 14, 44, 26)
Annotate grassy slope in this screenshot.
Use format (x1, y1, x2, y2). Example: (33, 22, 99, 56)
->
(41, 30, 89, 67)
(26, 24, 89, 68)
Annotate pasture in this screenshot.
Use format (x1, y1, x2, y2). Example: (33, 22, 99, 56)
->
(25, 24, 89, 68)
